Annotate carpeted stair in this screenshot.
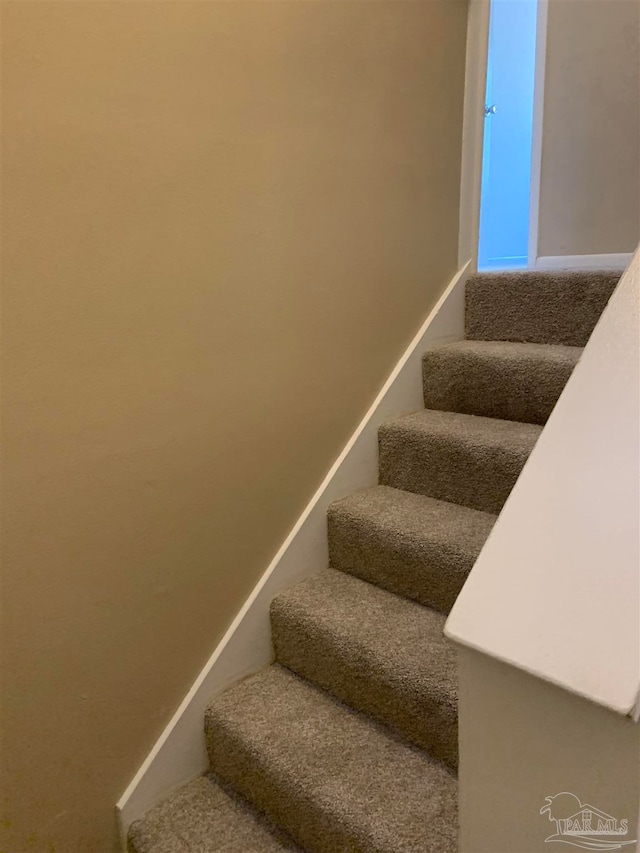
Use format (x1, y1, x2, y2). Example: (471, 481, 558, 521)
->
(128, 269, 619, 853)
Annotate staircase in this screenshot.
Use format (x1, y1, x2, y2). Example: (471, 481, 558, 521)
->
(128, 269, 620, 853)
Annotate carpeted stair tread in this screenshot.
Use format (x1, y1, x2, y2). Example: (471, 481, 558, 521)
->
(327, 484, 496, 612)
(422, 339, 582, 425)
(271, 569, 458, 767)
(465, 269, 620, 346)
(127, 774, 301, 853)
(205, 665, 458, 853)
(379, 409, 541, 514)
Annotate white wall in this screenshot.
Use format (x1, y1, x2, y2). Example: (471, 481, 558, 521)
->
(537, 0, 640, 258)
(458, 648, 640, 853)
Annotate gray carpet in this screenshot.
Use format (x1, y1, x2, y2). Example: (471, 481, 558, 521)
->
(465, 269, 619, 346)
(205, 666, 458, 853)
(127, 775, 301, 853)
(378, 409, 541, 515)
(422, 340, 582, 425)
(129, 269, 619, 853)
(271, 569, 458, 768)
(328, 485, 496, 613)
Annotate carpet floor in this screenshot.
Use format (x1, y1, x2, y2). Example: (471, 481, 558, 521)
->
(128, 269, 619, 853)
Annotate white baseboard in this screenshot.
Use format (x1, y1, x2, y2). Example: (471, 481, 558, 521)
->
(115, 260, 471, 849)
(535, 253, 633, 271)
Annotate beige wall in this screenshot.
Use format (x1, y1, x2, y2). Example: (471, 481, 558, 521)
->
(458, 649, 640, 853)
(538, 0, 640, 257)
(0, 2, 467, 851)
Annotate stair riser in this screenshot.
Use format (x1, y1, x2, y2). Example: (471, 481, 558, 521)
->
(378, 425, 532, 514)
(271, 606, 458, 769)
(328, 508, 479, 613)
(422, 349, 577, 425)
(465, 271, 619, 346)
